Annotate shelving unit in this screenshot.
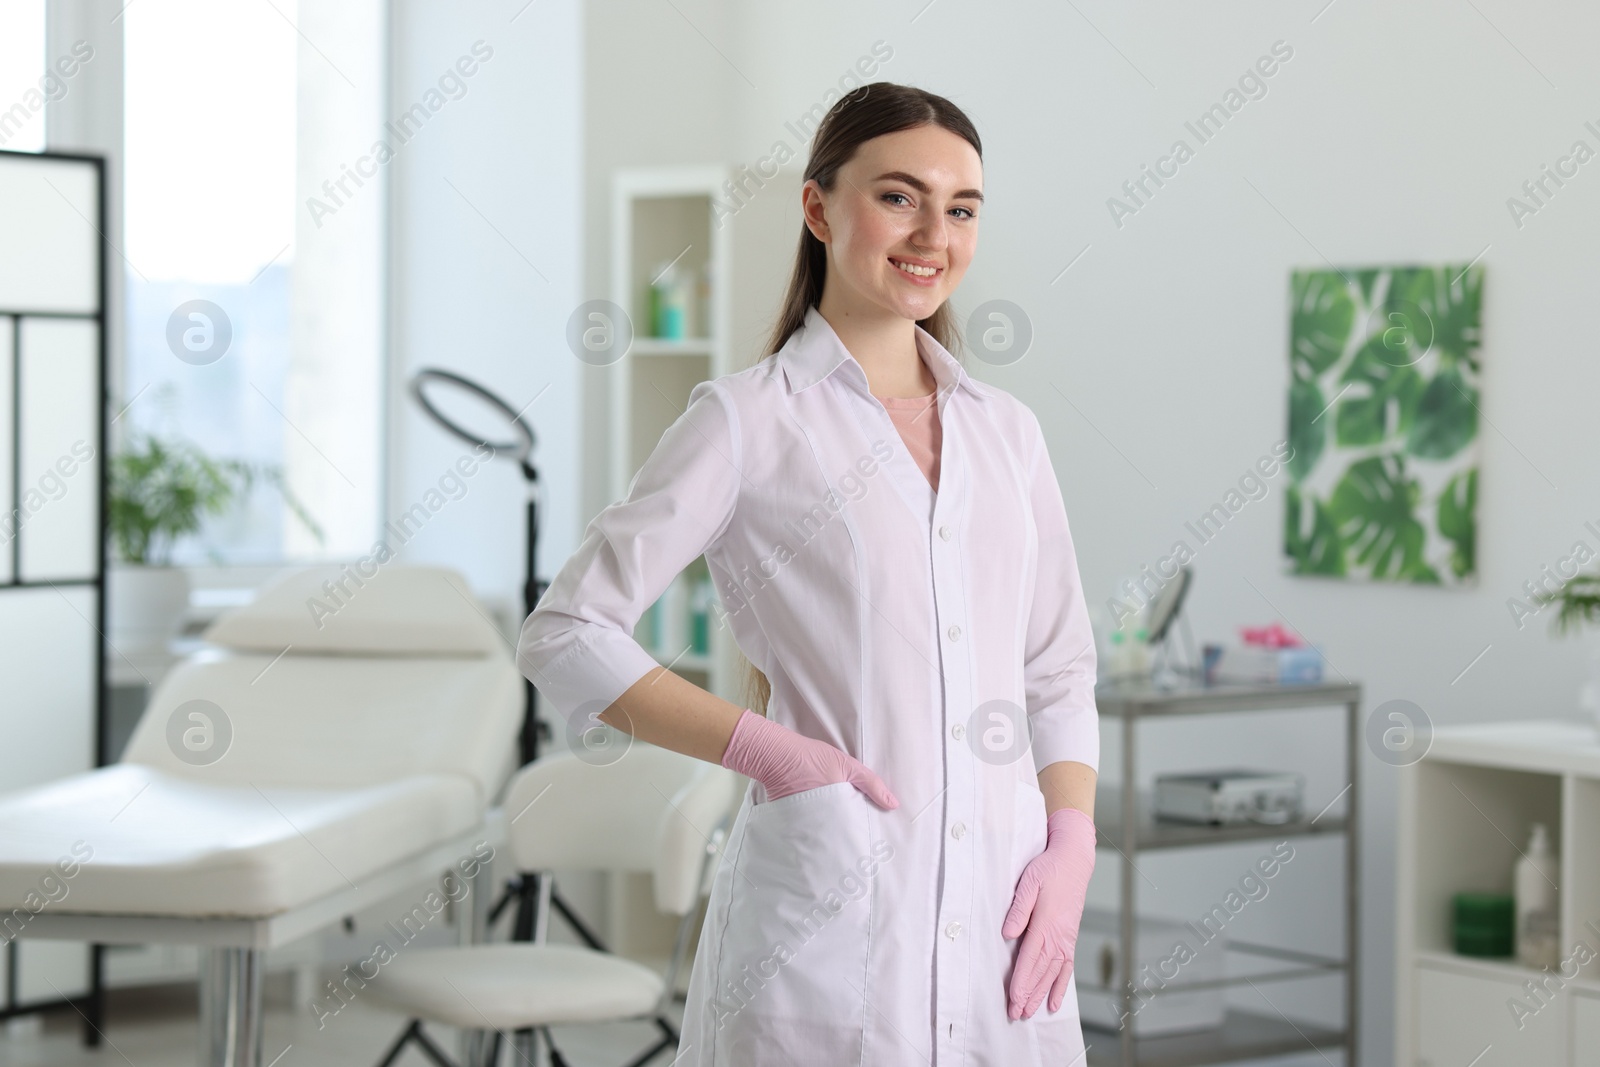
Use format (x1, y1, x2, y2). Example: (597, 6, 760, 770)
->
(1396, 719, 1600, 1066)
(602, 163, 802, 966)
(608, 166, 738, 707)
(1087, 676, 1362, 1067)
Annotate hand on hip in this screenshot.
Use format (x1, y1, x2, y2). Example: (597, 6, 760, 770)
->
(719, 708, 899, 810)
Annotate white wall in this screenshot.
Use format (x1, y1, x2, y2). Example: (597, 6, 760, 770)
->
(582, 1, 1600, 1060)
(386, 0, 583, 634)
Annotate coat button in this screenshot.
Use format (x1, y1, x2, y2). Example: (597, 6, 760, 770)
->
(945, 921, 962, 939)
(951, 723, 965, 740)
(951, 821, 966, 839)
(939, 524, 952, 541)
(947, 625, 962, 641)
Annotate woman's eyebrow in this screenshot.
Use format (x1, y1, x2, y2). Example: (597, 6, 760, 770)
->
(874, 170, 985, 203)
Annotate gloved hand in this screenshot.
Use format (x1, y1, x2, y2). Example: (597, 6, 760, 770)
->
(719, 708, 899, 810)
(1001, 806, 1097, 1020)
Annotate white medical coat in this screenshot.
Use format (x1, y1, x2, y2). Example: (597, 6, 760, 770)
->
(518, 304, 1101, 1066)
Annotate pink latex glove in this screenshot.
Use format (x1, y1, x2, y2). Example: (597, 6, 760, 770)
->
(719, 708, 899, 810)
(1001, 806, 1097, 1020)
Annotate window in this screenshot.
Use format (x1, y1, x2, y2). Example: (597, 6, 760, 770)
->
(121, 0, 383, 565)
(0, 1, 47, 154)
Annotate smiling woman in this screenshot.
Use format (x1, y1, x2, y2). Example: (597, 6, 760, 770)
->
(519, 81, 1103, 1067)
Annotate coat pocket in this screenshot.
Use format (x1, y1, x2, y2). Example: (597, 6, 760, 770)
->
(1013, 777, 1049, 881)
(713, 780, 887, 1066)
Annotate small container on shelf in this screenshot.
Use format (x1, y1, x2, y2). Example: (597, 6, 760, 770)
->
(1130, 626, 1151, 677)
(1210, 621, 1324, 685)
(1105, 627, 1152, 682)
(648, 259, 691, 339)
(1452, 892, 1514, 958)
(1209, 643, 1324, 685)
(1515, 822, 1560, 969)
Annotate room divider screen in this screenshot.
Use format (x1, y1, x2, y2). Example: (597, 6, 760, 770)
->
(0, 148, 108, 1035)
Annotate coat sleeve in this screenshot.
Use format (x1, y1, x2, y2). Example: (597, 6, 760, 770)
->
(1020, 407, 1100, 775)
(517, 378, 741, 725)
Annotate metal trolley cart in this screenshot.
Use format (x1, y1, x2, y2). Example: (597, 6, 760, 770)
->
(1084, 676, 1362, 1067)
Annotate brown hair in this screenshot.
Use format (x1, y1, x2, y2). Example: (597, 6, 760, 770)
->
(739, 81, 984, 714)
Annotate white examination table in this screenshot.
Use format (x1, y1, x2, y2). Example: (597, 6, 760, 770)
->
(0, 565, 524, 1066)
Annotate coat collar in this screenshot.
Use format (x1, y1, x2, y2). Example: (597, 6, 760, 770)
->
(778, 304, 995, 402)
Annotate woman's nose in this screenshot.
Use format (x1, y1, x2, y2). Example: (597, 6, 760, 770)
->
(905, 209, 949, 254)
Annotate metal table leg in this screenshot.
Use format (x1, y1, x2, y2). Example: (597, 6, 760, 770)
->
(458, 858, 499, 1067)
(513, 1027, 537, 1067)
(198, 946, 264, 1067)
(1119, 705, 1137, 1067)
(1346, 697, 1361, 1067)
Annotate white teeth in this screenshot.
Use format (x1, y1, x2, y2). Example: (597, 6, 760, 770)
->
(892, 259, 938, 277)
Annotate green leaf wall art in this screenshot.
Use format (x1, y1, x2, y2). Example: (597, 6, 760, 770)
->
(1284, 264, 1482, 585)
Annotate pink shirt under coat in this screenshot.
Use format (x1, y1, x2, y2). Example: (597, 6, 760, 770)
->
(876, 390, 941, 491)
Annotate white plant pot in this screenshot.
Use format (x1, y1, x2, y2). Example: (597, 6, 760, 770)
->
(109, 565, 191, 648)
(1580, 632, 1600, 731)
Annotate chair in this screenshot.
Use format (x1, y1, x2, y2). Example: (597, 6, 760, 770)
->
(365, 743, 740, 1067)
(0, 564, 524, 1067)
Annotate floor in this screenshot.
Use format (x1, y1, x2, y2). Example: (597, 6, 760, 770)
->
(2, 975, 686, 1067)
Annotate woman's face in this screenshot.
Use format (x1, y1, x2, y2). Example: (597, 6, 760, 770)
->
(803, 124, 983, 323)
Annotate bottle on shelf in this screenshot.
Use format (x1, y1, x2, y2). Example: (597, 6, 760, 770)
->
(1108, 627, 1153, 681)
(1515, 822, 1560, 969)
(1107, 628, 1128, 680)
(1130, 627, 1152, 680)
(649, 259, 690, 339)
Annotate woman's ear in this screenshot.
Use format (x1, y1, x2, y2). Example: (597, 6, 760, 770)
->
(801, 179, 831, 244)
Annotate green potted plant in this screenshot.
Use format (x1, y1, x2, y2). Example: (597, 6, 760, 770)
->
(108, 431, 323, 644)
(1533, 575, 1600, 725)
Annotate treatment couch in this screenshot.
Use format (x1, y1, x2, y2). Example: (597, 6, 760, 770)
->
(0, 564, 524, 1066)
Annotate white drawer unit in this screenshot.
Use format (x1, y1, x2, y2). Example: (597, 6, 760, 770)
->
(1414, 960, 1565, 1067)
(1397, 720, 1600, 1066)
(1569, 990, 1600, 1064)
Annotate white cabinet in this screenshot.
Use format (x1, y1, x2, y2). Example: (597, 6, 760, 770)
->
(1397, 721, 1600, 1067)
(1571, 991, 1600, 1066)
(1415, 961, 1565, 1067)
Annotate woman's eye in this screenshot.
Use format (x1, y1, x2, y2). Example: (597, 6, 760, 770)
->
(881, 192, 911, 206)
(950, 206, 976, 219)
